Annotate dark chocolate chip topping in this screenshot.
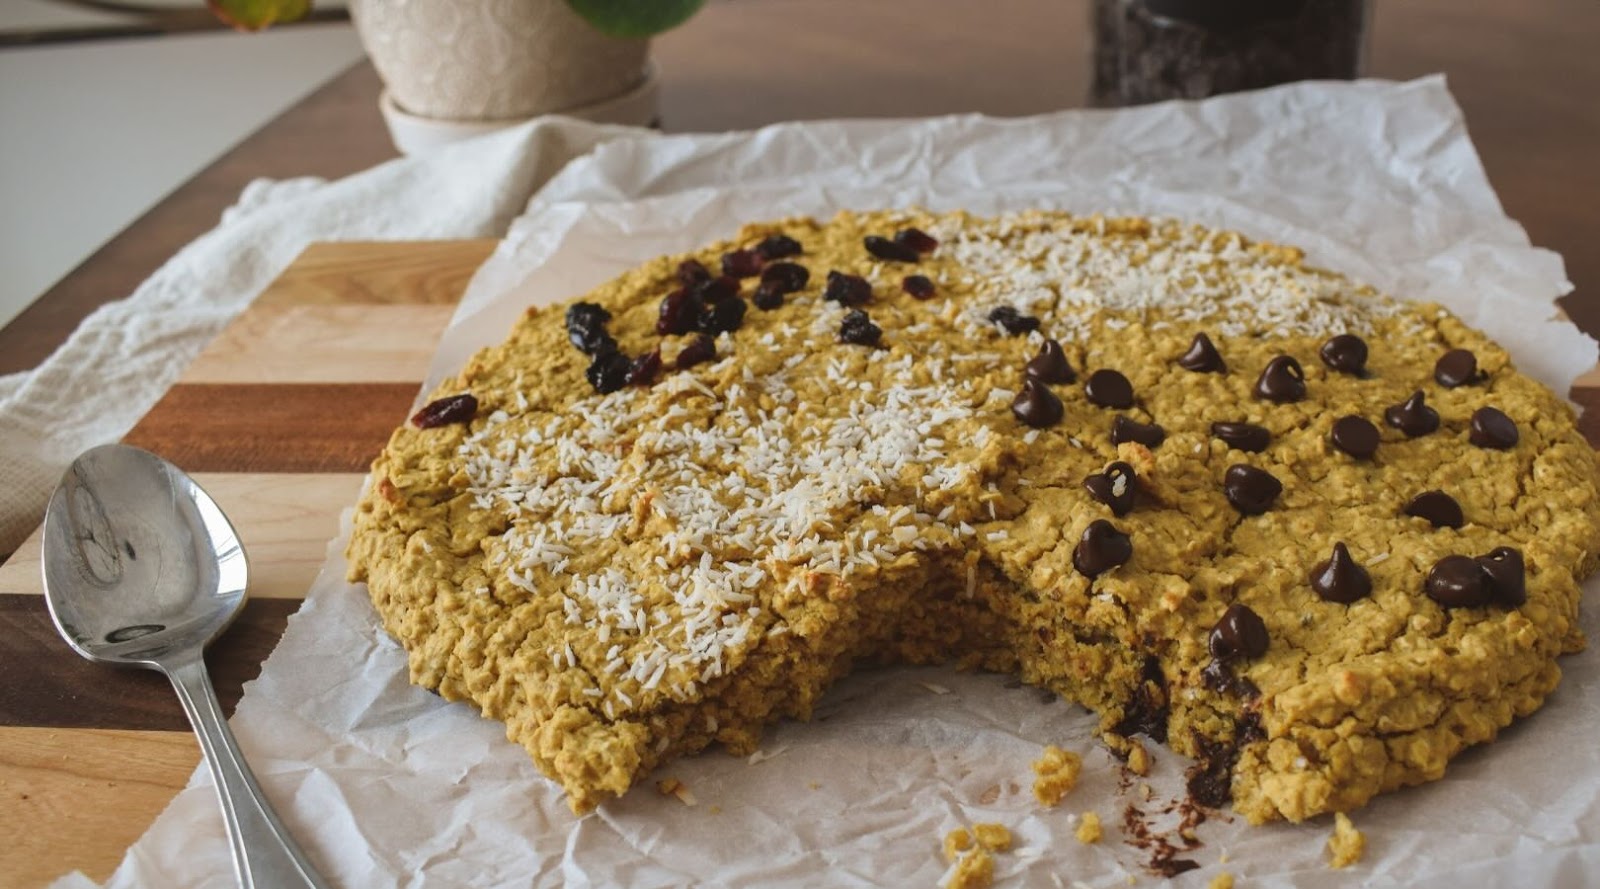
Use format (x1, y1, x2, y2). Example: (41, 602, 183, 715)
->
(1319, 333, 1368, 375)
(1209, 603, 1269, 661)
(1330, 415, 1379, 459)
(1177, 332, 1225, 373)
(1011, 378, 1064, 428)
(838, 309, 882, 346)
(1084, 369, 1135, 409)
(1384, 390, 1440, 437)
(1434, 348, 1481, 388)
(1478, 547, 1527, 607)
(1223, 464, 1282, 515)
(1073, 519, 1133, 577)
(1083, 461, 1137, 516)
(864, 234, 920, 263)
(1403, 490, 1464, 528)
(988, 305, 1041, 336)
(1310, 542, 1371, 604)
(1425, 554, 1492, 608)
(1469, 407, 1519, 449)
(1025, 339, 1075, 384)
(1211, 422, 1270, 453)
(1111, 415, 1166, 449)
(1254, 355, 1307, 403)
(411, 393, 478, 429)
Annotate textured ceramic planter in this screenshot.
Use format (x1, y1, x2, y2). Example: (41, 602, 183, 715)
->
(351, 0, 655, 149)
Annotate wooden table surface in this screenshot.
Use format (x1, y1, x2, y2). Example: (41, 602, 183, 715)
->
(2, 1, 1600, 885)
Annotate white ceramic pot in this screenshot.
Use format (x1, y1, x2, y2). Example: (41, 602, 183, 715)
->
(351, 0, 655, 150)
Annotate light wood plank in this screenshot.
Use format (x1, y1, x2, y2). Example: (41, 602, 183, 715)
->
(0, 473, 365, 599)
(184, 304, 452, 384)
(253, 240, 497, 308)
(0, 727, 198, 886)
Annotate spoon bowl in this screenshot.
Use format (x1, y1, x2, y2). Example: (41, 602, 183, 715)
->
(42, 444, 330, 889)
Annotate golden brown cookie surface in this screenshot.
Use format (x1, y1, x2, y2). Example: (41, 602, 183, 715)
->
(347, 209, 1600, 820)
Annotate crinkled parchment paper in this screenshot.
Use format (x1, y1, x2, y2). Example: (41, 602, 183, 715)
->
(67, 77, 1600, 889)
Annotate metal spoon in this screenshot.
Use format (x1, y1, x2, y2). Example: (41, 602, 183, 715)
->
(42, 444, 331, 889)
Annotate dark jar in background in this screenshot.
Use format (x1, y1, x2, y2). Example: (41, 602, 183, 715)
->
(1091, 0, 1369, 106)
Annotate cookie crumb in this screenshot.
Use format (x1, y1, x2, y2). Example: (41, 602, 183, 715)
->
(972, 822, 1012, 852)
(1127, 740, 1151, 776)
(1076, 811, 1103, 844)
(1207, 873, 1235, 889)
(945, 847, 995, 889)
(1327, 812, 1365, 868)
(944, 827, 973, 863)
(655, 777, 696, 806)
(1032, 744, 1083, 806)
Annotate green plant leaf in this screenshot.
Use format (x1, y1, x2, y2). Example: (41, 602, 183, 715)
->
(208, 0, 312, 31)
(566, 0, 706, 38)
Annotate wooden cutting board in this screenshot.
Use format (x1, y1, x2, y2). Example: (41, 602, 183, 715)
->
(1, 240, 1597, 887)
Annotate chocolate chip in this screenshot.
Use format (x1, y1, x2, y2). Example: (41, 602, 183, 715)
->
(1025, 339, 1075, 384)
(864, 234, 920, 263)
(585, 349, 632, 394)
(1310, 542, 1371, 604)
(1200, 659, 1260, 699)
(1434, 348, 1481, 388)
(1384, 390, 1439, 437)
(1425, 554, 1492, 608)
(1403, 491, 1463, 528)
(1177, 332, 1225, 373)
(1011, 378, 1063, 428)
(1073, 519, 1133, 577)
(894, 227, 939, 254)
(901, 274, 936, 299)
(988, 305, 1040, 336)
(1478, 547, 1526, 607)
(1083, 461, 1137, 516)
(1319, 333, 1368, 376)
(754, 234, 802, 261)
(839, 309, 882, 347)
(1469, 407, 1518, 449)
(721, 248, 763, 279)
(1208, 603, 1268, 661)
(411, 393, 477, 429)
(565, 302, 614, 354)
(676, 259, 713, 287)
(1254, 355, 1306, 403)
(1223, 464, 1282, 515)
(1111, 415, 1165, 448)
(676, 334, 716, 369)
(625, 349, 661, 387)
(759, 261, 809, 294)
(823, 270, 873, 305)
(1211, 422, 1270, 453)
(1084, 369, 1134, 409)
(1330, 415, 1379, 459)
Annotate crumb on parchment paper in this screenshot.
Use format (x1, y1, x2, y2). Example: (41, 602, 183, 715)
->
(654, 777, 696, 806)
(1207, 873, 1234, 889)
(942, 823, 1014, 889)
(1327, 812, 1365, 868)
(1032, 744, 1083, 806)
(1076, 811, 1103, 844)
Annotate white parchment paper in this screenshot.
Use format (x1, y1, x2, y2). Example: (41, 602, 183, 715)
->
(71, 77, 1600, 889)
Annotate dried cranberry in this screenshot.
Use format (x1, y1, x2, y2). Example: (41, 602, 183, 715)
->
(840, 309, 882, 346)
(625, 349, 662, 387)
(760, 261, 810, 294)
(411, 393, 478, 428)
(657, 288, 696, 335)
(988, 305, 1040, 336)
(565, 302, 614, 354)
(753, 283, 785, 310)
(824, 271, 873, 305)
(902, 274, 936, 299)
(754, 234, 803, 260)
(585, 350, 631, 394)
(721, 248, 763, 279)
(677, 334, 716, 369)
(696, 290, 747, 335)
(864, 235, 920, 263)
(894, 227, 939, 254)
(676, 259, 713, 287)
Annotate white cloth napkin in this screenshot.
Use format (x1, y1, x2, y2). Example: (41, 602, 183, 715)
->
(0, 116, 637, 554)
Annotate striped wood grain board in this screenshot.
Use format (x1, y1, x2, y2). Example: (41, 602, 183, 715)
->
(0, 239, 1595, 887)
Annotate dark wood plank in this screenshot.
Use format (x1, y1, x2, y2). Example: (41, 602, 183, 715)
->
(0, 595, 297, 730)
(122, 382, 417, 473)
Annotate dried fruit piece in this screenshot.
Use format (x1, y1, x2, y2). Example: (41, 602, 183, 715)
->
(585, 350, 632, 394)
(864, 235, 920, 262)
(625, 349, 662, 387)
(566, 302, 615, 354)
(754, 234, 802, 260)
(676, 334, 716, 369)
(720, 248, 763, 279)
(901, 274, 936, 300)
(839, 309, 882, 346)
(823, 270, 873, 305)
(894, 227, 939, 253)
(411, 393, 478, 429)
(988, 306, 1040, 336)
(676, 259, 712, 287)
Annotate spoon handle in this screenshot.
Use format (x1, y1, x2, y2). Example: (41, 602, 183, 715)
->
(164, 654, 332, 889)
